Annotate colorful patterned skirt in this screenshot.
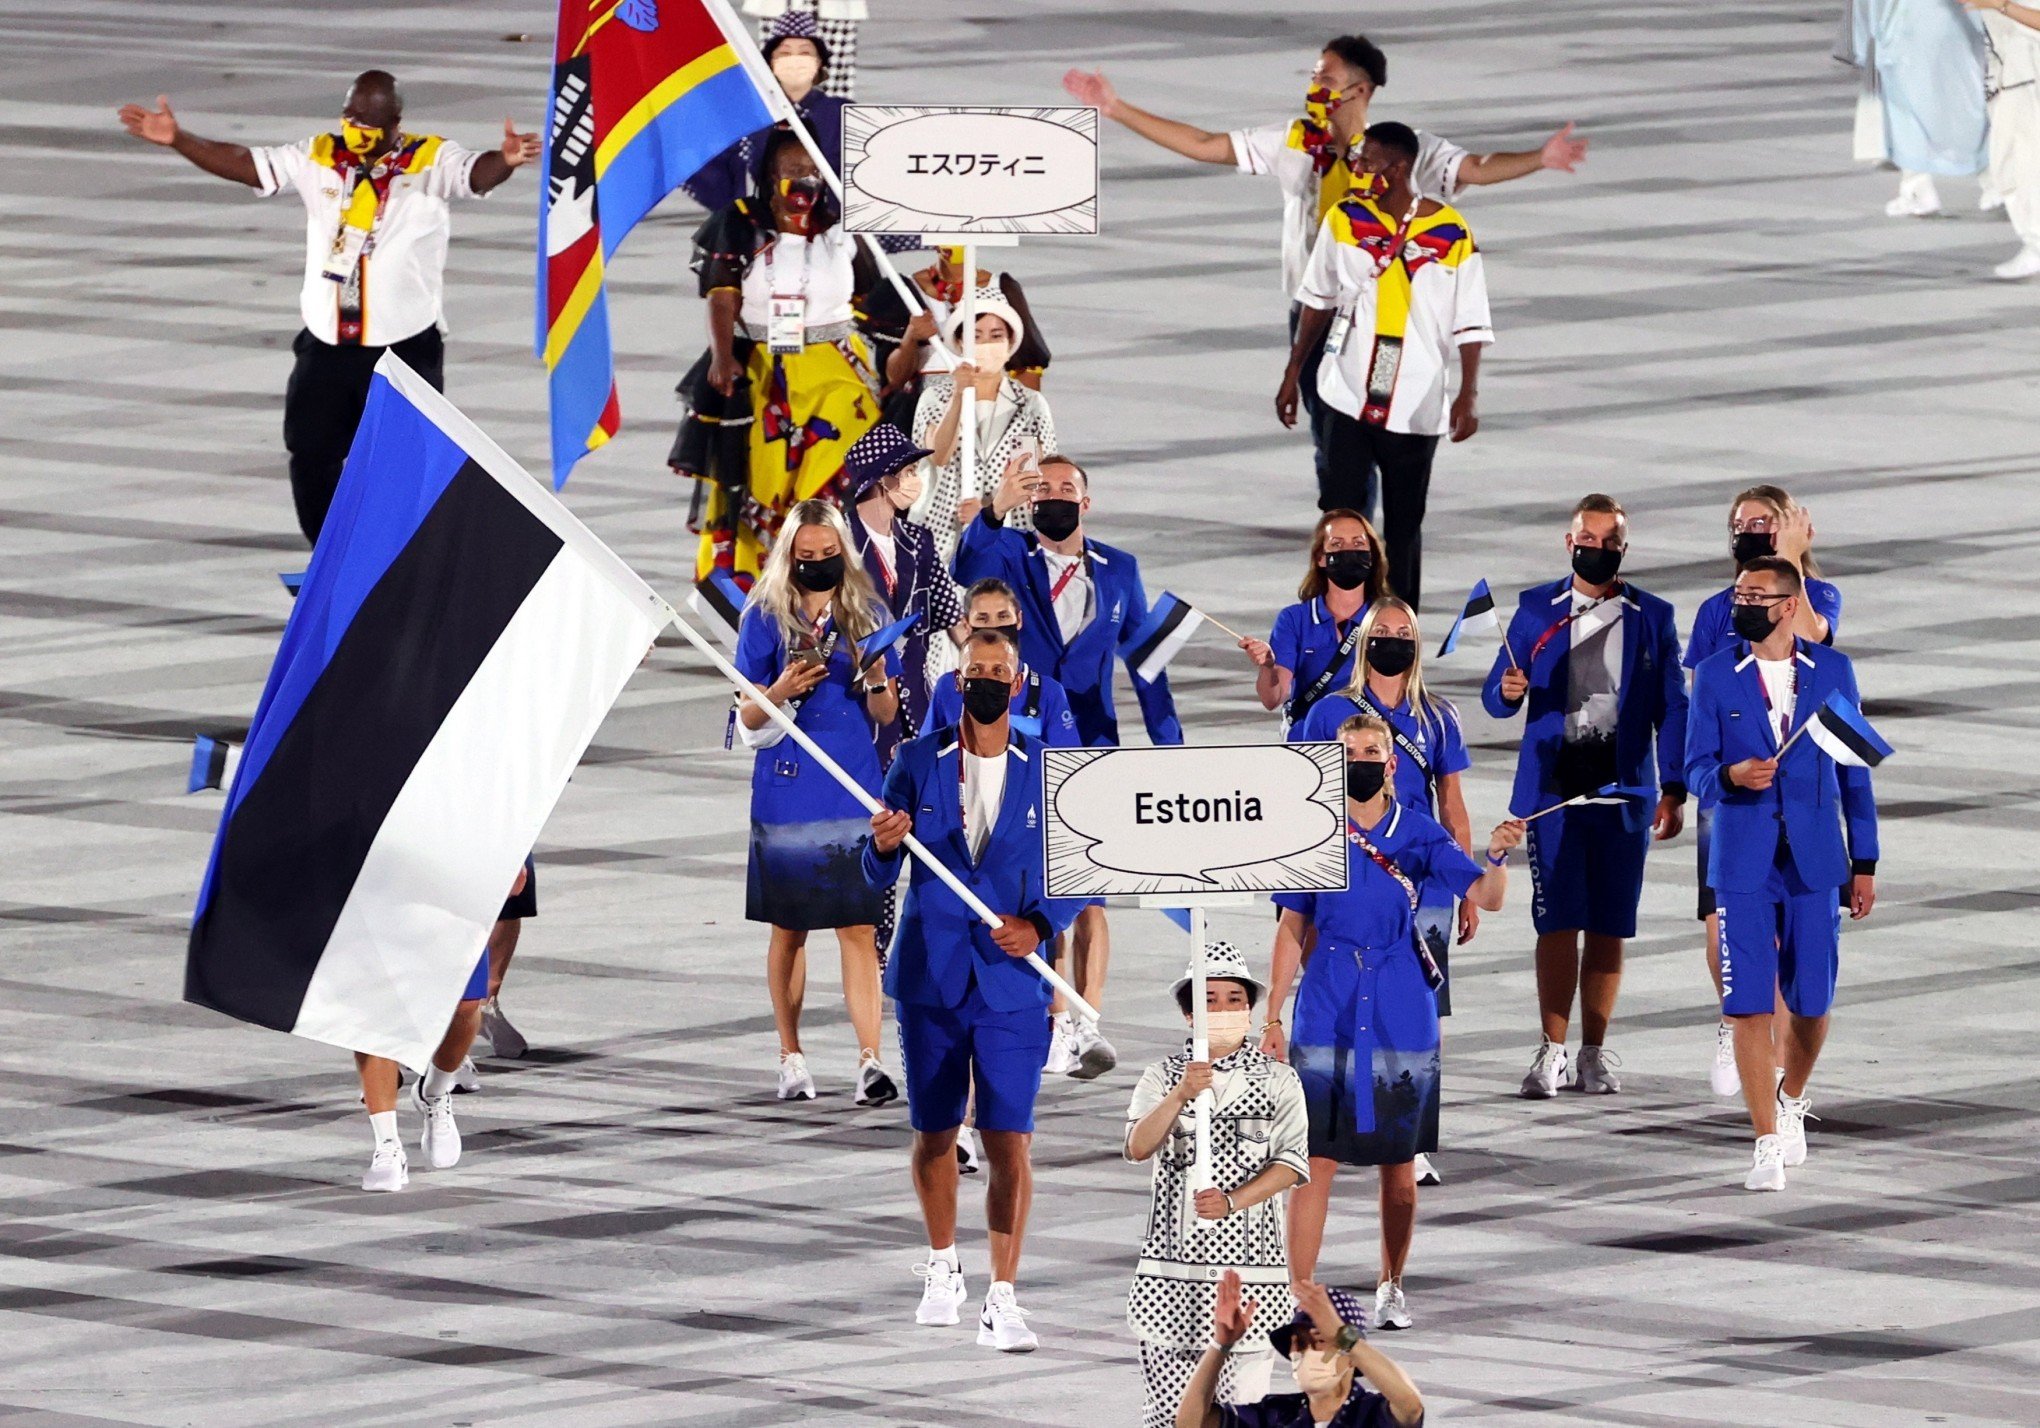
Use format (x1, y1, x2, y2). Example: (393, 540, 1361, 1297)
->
(1290, 940, 1440, 1166)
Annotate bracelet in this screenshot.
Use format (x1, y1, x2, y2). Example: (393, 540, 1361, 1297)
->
(1485, 848, 1509, 867)
(1221, 1190, 1236, 1214)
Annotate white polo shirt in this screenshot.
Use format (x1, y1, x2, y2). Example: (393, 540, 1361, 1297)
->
(1228, 119, 1468, 298)
(250, 133, 485, 347)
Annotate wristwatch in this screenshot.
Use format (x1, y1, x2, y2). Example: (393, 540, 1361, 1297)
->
(1333, 1322, 1363, 1354)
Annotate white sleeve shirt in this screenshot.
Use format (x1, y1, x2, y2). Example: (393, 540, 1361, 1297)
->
(249, 134, 485, 347)
(1040, 547, 1094, 645)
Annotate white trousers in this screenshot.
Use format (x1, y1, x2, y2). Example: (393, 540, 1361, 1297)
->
(1989, 85, 2040, 248)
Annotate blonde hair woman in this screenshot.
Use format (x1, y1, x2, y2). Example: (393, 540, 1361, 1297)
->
(734, 499, 902, 1106)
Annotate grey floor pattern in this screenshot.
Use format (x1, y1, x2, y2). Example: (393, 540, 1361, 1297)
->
(4, 1, 2040, 1424)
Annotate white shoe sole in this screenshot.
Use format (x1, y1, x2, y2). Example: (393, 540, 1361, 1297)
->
(917, 1293, 965, 1326)
(1519, 1077, 1562, 1099)
(362, 1160, 408, 1192)
(977, 1326, 1038, 1352)
(1573, 1077, 1620, 1095)
(1744, 1168, 1785, 1191)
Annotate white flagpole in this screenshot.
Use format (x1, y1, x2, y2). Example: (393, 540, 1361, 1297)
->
(959, 240, 978, 528)
(660, 602, 1100, 1023)
(703, 0, 958, 365)
(1520, 792, 1588, 822)
(1189, 905, 1214, 1192)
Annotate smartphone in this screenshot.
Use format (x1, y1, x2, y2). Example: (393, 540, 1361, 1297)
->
(1015, 435, 1042, 476)
(789, 647, 827, 669)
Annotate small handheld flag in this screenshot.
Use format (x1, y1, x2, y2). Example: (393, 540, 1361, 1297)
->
(187, 735, 243, 794)
(1520, 782, 1656, 821)
(858, 611, 922, 675)
(279, 571, 306, 598)
(689, 567, 749, 649)
(1121, 592, 1207, 683)
(1787, 690, 1893, 767)
(1436, 579, 1501, 658)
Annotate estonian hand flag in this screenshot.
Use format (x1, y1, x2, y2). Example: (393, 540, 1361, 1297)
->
(187, 734, 243, 794)
(690, 567, 749, 650)
(1120, 592, 1205, 684)
(858, 610, 922, 675)
(1436, 579, 1497, 657)
(1805, 689, 1893, 767)
(185, 356, 671, 1070)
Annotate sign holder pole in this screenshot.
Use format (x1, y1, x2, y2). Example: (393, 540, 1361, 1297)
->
(924, 234, 1019, 535)
(1189, 904, 1213, 1191)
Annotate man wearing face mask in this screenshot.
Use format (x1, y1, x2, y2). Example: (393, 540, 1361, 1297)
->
(1483, 494, 1688, 1100)
(866, 628, 1079, 1351)
(1178, 1275, 1425, 1427)
(117, 74, 539, 545)
(842, 422, 958, 751)
(1125, 942, 1310, 1428)
(1686, 558, 1878, 1192)
(1278, 124, 1492, 608)
(956, 453, 1184, 1080)
(683, 10, 846, 213)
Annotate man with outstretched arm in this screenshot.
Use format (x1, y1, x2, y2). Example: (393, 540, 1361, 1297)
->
(1177, 1273, 1424, 1428)
(865, 628, 1079, 1352)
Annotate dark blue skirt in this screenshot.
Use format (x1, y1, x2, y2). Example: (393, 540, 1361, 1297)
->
(746, 815, 883, 931)
(1291, 941, 1440, 1166)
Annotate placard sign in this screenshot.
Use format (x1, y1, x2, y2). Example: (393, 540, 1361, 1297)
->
(843, 105, 1099, 235)
(1042, 744, 1349, 899)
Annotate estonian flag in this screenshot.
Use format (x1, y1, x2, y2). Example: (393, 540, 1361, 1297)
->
(1436, 579, 1497, 657)
(1120, 593, 1205, 684)
(689, 567, 749, 649)
(858, 610, 922, 675)
(1805, 690, 1893, 768)
(186, 356, 671, 1068)
(187, 734, 243, 794)
(1581, 782, 1657, 805)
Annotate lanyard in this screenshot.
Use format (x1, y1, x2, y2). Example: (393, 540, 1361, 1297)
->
(1047, 553, 1085, 604)
(1346, 817, 1444, 990)
(1528, 585, 1625, 665)
(1286, 614, 1365, 728)
(866, 534, 895, 596)
(1354, 691, 1435, 786)
(762, 235, 815, 300)
(1365, 193, 1425, 279)
(1754, 645, 1798, 737)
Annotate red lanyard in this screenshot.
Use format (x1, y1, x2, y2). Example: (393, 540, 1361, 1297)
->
(1527, 585, 1624, 665)
(1347, 818, 1419, 912)
(1048, 556, 1084, 604)
(867, 538, 895, 596)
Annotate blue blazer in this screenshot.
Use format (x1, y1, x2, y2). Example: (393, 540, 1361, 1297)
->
(863, 725, 1078, 1012)
(1685, 640, 1879, 893)
(1481, 578, 1689, 826)
(951, 511, 1183, 748)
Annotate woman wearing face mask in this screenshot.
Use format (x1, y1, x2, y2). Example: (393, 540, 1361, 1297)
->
(733, 500, 902, 1107)
(1263, 716, 1522, 1330)
(1682, 485, 1841, 1097)
(671, 128, 882, 584)
(865, 249, 1053, 430)
(1245, 510, 1391, 729)
(911, 301, 1059, 564)
(1125, 942, 1310, 1428)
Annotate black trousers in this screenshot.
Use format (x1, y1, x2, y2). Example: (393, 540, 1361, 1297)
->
(282, 326, 444, 545)
(1319, 412, 1440, 609)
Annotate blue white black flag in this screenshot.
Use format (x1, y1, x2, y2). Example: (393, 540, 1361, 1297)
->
(187, 734, 242, 794)
(858, 610, 922, 674)
(1436, 579, 1497, 657)
(1121, 592, 1206, 683)
(689, 566, 749, 649)
(185, 357, 671, 1068)
(1805, 690, 1892, 768)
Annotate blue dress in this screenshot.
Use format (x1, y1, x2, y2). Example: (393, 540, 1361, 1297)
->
(736, 605, 901, 930)
(1294, 690, 1473, 1013)
(1273, 804, 1482, 1166)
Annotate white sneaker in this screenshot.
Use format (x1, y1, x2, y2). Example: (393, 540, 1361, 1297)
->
(1413, 1152, 1441, 1186)
(1885, 173, 1942, 217)
(1776, 1088, 1815, 1168)
(1043, 1014, 1077, 1076)
(481, 996, 527, 1059)
(453, 1056, 481, 1094)
(855, 1054, 899, 1107)
(913, 1256, 967, 1326)
(361, 1142, 408, 1192)
(956, 1125, 983, 1176)
(1745, 1134, 1787, 1191)
(411, 1078, 461, 1169)
(1994, 245, 2040, 280)
(1520, 1039, 1569, 1098)
(777, 1052, 816, 1101)
(1373, 1278, 1412, 1331)
(1709, 1021, 1740, 1097)
(977, 1281, 1038, 1352)
(1573, 1044, 1622, 1095)
(1981, 182, 2007, 211)
(1067, 1017, 1118, 1081)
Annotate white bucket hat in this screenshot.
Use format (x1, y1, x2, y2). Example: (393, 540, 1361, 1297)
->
(1169, 940, 1266, 1005)
(944, 292, 1026, 353)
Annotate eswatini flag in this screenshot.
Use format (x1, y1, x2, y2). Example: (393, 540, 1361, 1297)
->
(186, 357, 670, 1067)
(538, 0, 777, 485)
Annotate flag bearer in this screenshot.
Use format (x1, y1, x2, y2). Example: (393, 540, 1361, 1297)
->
(1481, 494, 1688, 1099)
(1686, 557, 1879, 1192)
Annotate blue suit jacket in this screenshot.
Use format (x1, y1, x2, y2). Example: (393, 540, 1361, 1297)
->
(863, 725, 1078, 1012)
(1481, 578, 1689, 826)
(1685, 640, 1879, 893)
(951, 511, 1183, 748)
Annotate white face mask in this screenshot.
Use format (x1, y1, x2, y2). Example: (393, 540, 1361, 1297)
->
(771, 53, 821, 90)
(1292, 1349, 1349, 1396)
(971, 339, 1010, 372)
(1203, 1008, 1252, 1056)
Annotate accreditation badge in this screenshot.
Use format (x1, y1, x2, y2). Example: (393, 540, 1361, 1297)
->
(767, 295, 807, 354)
(1361, 334, 1403, 427)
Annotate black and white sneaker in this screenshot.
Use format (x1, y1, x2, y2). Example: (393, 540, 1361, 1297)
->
(855, 1054, 899, 1107)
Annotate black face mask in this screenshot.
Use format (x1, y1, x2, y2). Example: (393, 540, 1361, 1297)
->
(1731, 532, 1775, 566)
(1322, 548, 1373, 591)
(1032, 499, 1082, 542)
(1366, 636, 1416, 677)
(1570, 544, 1624, 587)
(792, 554, 845, 593)
(1345, 760, 1387, 802)
(961, 677, 1012, 724)
(1730, 602, 1779, 644)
